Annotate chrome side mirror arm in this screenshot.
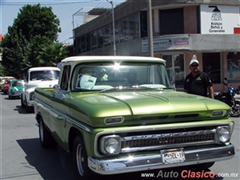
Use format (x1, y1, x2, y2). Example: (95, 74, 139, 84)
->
(53, 84, 66, 99)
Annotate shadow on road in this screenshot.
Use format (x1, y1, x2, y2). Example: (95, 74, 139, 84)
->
(17, 138, 76, 180)
(17, 138, 225, 180)
(14, 105, 30, 114)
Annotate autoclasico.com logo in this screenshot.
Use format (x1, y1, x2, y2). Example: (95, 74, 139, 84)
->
(157, 170, 215, 179)
(141, 169, 239, 179)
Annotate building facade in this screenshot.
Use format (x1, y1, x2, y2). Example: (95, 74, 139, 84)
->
(72, 0, 240, 91)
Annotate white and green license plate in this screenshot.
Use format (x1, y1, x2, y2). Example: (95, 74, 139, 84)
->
(161, 148, 185, 164)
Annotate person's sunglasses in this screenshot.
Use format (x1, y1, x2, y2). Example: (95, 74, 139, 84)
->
(191, 64, 199, 67)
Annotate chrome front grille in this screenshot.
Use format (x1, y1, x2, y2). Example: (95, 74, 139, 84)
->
(120, 129, 216, 153)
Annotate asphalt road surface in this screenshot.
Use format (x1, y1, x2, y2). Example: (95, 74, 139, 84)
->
(0, 93, 239, 180)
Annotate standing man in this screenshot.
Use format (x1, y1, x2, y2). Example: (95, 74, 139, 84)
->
(184, 55, 214, 99)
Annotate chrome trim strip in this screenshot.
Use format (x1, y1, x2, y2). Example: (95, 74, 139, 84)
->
(121, 140, 215, 153)
(122, 129, 216, 141)
(35, 98, 91, 132)
(88, 144, 235, 175)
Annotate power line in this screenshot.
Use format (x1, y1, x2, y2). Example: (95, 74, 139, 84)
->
(0, 0, 126, 6)
(58, 0, 125, 42)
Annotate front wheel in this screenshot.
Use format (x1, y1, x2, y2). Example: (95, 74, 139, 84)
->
(21, 95, 26, 107)
(73, 135, 95, 180)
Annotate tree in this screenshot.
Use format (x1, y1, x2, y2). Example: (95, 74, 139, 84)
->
(37, 42, 68, 67)
(1, 3, 65, 77)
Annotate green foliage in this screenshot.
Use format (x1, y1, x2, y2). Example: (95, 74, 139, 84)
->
(37, 42, 68, 67)
(1, 3, 68, 77)
(0, 63, 4, 76)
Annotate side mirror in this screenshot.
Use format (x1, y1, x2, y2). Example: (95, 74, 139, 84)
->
(53, 84, 60, 93)
(53, 84, 66, 99)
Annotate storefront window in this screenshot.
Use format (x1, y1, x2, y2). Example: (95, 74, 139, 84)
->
(97, 29, 103, 49)
(103, 24, 112, 47)
(75, 37, 81, 54)
(91, 31, 98, 50)
(86, 34, 91, 52)
(129, 13, 140, 40)
(80, 36, 86, 53)
(202, 53, 221, 84)
(163, 54, 184, 90)
(119, 17, 129, 42)
(227, 52, 240, 83)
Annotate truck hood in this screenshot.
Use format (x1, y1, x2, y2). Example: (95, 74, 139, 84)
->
(70, 90, 230, 126)
(25, 80, 58, 89)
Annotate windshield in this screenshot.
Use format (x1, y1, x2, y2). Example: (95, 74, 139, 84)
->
(30, 70, 60, 81)
(12, 81, 23, 86)
(71, 62, 172, 91)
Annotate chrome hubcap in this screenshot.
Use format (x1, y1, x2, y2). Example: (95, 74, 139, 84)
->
(76, 144, 84, 176)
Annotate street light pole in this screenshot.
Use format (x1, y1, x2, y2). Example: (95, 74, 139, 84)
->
(147, 0, 154, 57)
(106, 0, 116, 56)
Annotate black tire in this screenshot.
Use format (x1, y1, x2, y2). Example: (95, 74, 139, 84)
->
(8, 95, 12, 99)
(25, 103, 32, 113)
(73, 135, 95, 180)
(39, 117, 57, 148)
(25, 98, 34, 113)
(21, 95, 26, 107)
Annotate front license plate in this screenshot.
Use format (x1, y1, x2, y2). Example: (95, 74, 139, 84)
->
(161, 148, 185, 164)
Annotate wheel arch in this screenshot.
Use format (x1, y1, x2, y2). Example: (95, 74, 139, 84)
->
(69, 127, 83, 153)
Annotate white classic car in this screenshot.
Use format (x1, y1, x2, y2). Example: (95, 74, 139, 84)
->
(21, 67, 60, 113)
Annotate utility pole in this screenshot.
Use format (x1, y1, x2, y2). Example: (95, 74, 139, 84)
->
(107, 0, 116, 56)
(147, 0, 154, 57)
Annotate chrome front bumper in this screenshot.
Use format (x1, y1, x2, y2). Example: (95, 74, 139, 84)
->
(27, 100, 35, 107)
(88, 144, 234, 175)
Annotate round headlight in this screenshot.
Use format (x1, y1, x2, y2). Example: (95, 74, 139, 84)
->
(217, 127, 230, 143)
(104, 138, 120, 154)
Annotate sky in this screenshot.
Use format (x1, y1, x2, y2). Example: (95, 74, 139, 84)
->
(0, 0, 126, 44)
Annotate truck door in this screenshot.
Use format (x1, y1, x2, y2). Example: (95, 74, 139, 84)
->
(50, 65, 71, 148)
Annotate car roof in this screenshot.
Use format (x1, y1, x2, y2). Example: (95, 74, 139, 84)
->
(61, 56, 166, 64)
(28, 67, 60, 71)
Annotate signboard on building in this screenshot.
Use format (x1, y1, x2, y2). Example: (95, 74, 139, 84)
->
(142, 37, 189, 53)
(200, 5, 240, 34)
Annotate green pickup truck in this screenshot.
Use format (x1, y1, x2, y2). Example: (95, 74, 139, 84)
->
(34, 56, 235, 179)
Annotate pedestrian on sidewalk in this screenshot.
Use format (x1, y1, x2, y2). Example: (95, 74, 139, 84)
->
(184, 55, 214, 99)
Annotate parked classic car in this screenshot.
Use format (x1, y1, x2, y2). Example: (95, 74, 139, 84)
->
(0, 76, 14, 92)
(34, 56, 235, 179)
(8, 79, 24, 99)
(21, 67, 60, 113)
(2, 79, 11, 94)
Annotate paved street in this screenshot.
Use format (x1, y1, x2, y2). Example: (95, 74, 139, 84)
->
(0, 92, 239, 180)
